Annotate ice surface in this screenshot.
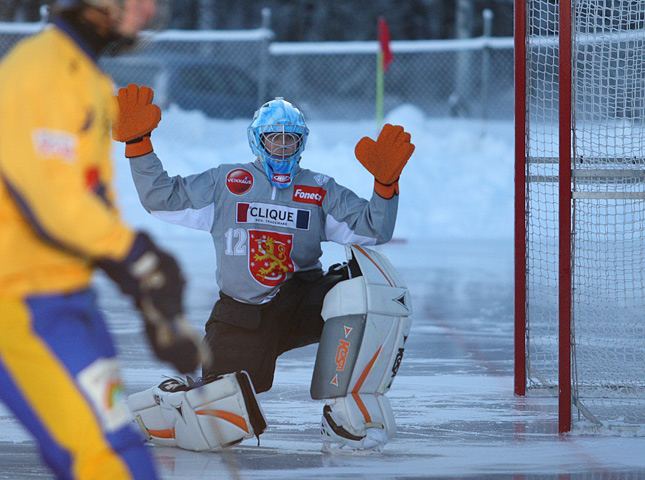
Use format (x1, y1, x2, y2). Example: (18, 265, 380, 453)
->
(1, 106, 644, 479)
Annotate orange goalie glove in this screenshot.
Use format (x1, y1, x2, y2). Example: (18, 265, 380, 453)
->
(354, 124, 415, 199)
(112, 84, 161, 158)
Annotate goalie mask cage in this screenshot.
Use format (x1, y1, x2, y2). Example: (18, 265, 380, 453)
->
(515, 0, 645, 433)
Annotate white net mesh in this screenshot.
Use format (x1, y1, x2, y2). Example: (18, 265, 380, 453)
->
(525, 0, 559, 393)
(570, 1, 645, 427)
(525, 0, 645, 428)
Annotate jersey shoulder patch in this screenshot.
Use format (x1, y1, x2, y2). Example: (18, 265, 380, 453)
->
(225, 167, 254, 195)
(292, 184, 326, 206)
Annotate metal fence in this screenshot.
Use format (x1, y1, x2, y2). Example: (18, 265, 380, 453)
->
(0, 20, 514, 121)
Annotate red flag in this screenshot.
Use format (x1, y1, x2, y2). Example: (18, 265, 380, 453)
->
(378, 17, 393, 72)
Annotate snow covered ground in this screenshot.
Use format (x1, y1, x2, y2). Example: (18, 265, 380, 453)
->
(1, 106, 644, 479)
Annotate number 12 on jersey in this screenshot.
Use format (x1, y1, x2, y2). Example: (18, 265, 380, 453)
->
(225, 228, 247, 255)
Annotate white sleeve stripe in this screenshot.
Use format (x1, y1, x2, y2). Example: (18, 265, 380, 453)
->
(324, 214, 377, 246)
(150, 204, 215, 232)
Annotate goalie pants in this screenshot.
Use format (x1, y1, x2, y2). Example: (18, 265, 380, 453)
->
(0, 290, 157, 480)
(203, 269, 345, 393)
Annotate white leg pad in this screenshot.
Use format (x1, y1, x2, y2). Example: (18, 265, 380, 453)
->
(321, 393, 395, 451)
(127, 386, 179, 448)
(315, 246, 413, 452)
(127, 372, 267, 451)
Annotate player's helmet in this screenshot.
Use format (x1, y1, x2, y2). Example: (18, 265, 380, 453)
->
(52, 0, 171, 50)
(248, 97, 309, 189)
(53, 0, 123, 11)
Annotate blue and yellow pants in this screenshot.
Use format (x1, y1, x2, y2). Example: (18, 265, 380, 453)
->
(0, 289, 158, 479)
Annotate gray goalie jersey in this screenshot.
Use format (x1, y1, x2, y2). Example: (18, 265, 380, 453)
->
(130, 153, 398, 304)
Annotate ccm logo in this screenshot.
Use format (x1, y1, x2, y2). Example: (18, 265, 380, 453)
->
(272, 173, 291, 184)
(293, 185, 326, 206)
(335, 340, 350, 371)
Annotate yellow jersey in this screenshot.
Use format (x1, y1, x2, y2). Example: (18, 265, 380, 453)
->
(0, 24, 135, 297)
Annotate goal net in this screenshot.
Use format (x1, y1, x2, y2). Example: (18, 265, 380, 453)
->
(516, 0, 645, 432)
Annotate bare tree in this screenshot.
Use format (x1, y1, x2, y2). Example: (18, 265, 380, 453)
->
(0, 0, 19, 21)
(168, 0, 198, 29)
(160, 0, 512, 40)
(1, 0, 42, 22)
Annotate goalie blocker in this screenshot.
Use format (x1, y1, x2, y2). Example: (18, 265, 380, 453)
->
(127, 371, 266, 451)
(311, 245, 412, 450)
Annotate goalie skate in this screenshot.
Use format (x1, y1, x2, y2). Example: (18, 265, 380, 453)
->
(321, 404, 388, 453)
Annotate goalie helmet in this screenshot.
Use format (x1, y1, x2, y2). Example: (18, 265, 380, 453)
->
(247, 97, 309, 189)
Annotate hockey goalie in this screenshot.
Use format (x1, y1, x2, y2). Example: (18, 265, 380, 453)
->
(128, 245, 412, 452)
(116, 91, 415, 451)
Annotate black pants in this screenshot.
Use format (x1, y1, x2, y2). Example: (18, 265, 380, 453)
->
(202, 269, 345, 393)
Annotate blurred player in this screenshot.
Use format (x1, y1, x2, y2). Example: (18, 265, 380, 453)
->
(117, 89, 414, 451)
(0, 1, 202, 478)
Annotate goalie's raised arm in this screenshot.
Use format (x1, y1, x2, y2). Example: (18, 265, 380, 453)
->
(354, 123, 415, 199)
(113, 83, 162, 158)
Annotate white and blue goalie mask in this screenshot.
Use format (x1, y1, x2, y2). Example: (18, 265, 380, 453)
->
(247, 97, 309, 188)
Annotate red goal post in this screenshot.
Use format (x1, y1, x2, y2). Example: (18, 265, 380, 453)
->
(515, 0, 645, 433)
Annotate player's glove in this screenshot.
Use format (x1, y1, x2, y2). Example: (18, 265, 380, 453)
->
(354, 124, 415, 199)
(112, 84, 161, 158)
(97, 232, 203, 374)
